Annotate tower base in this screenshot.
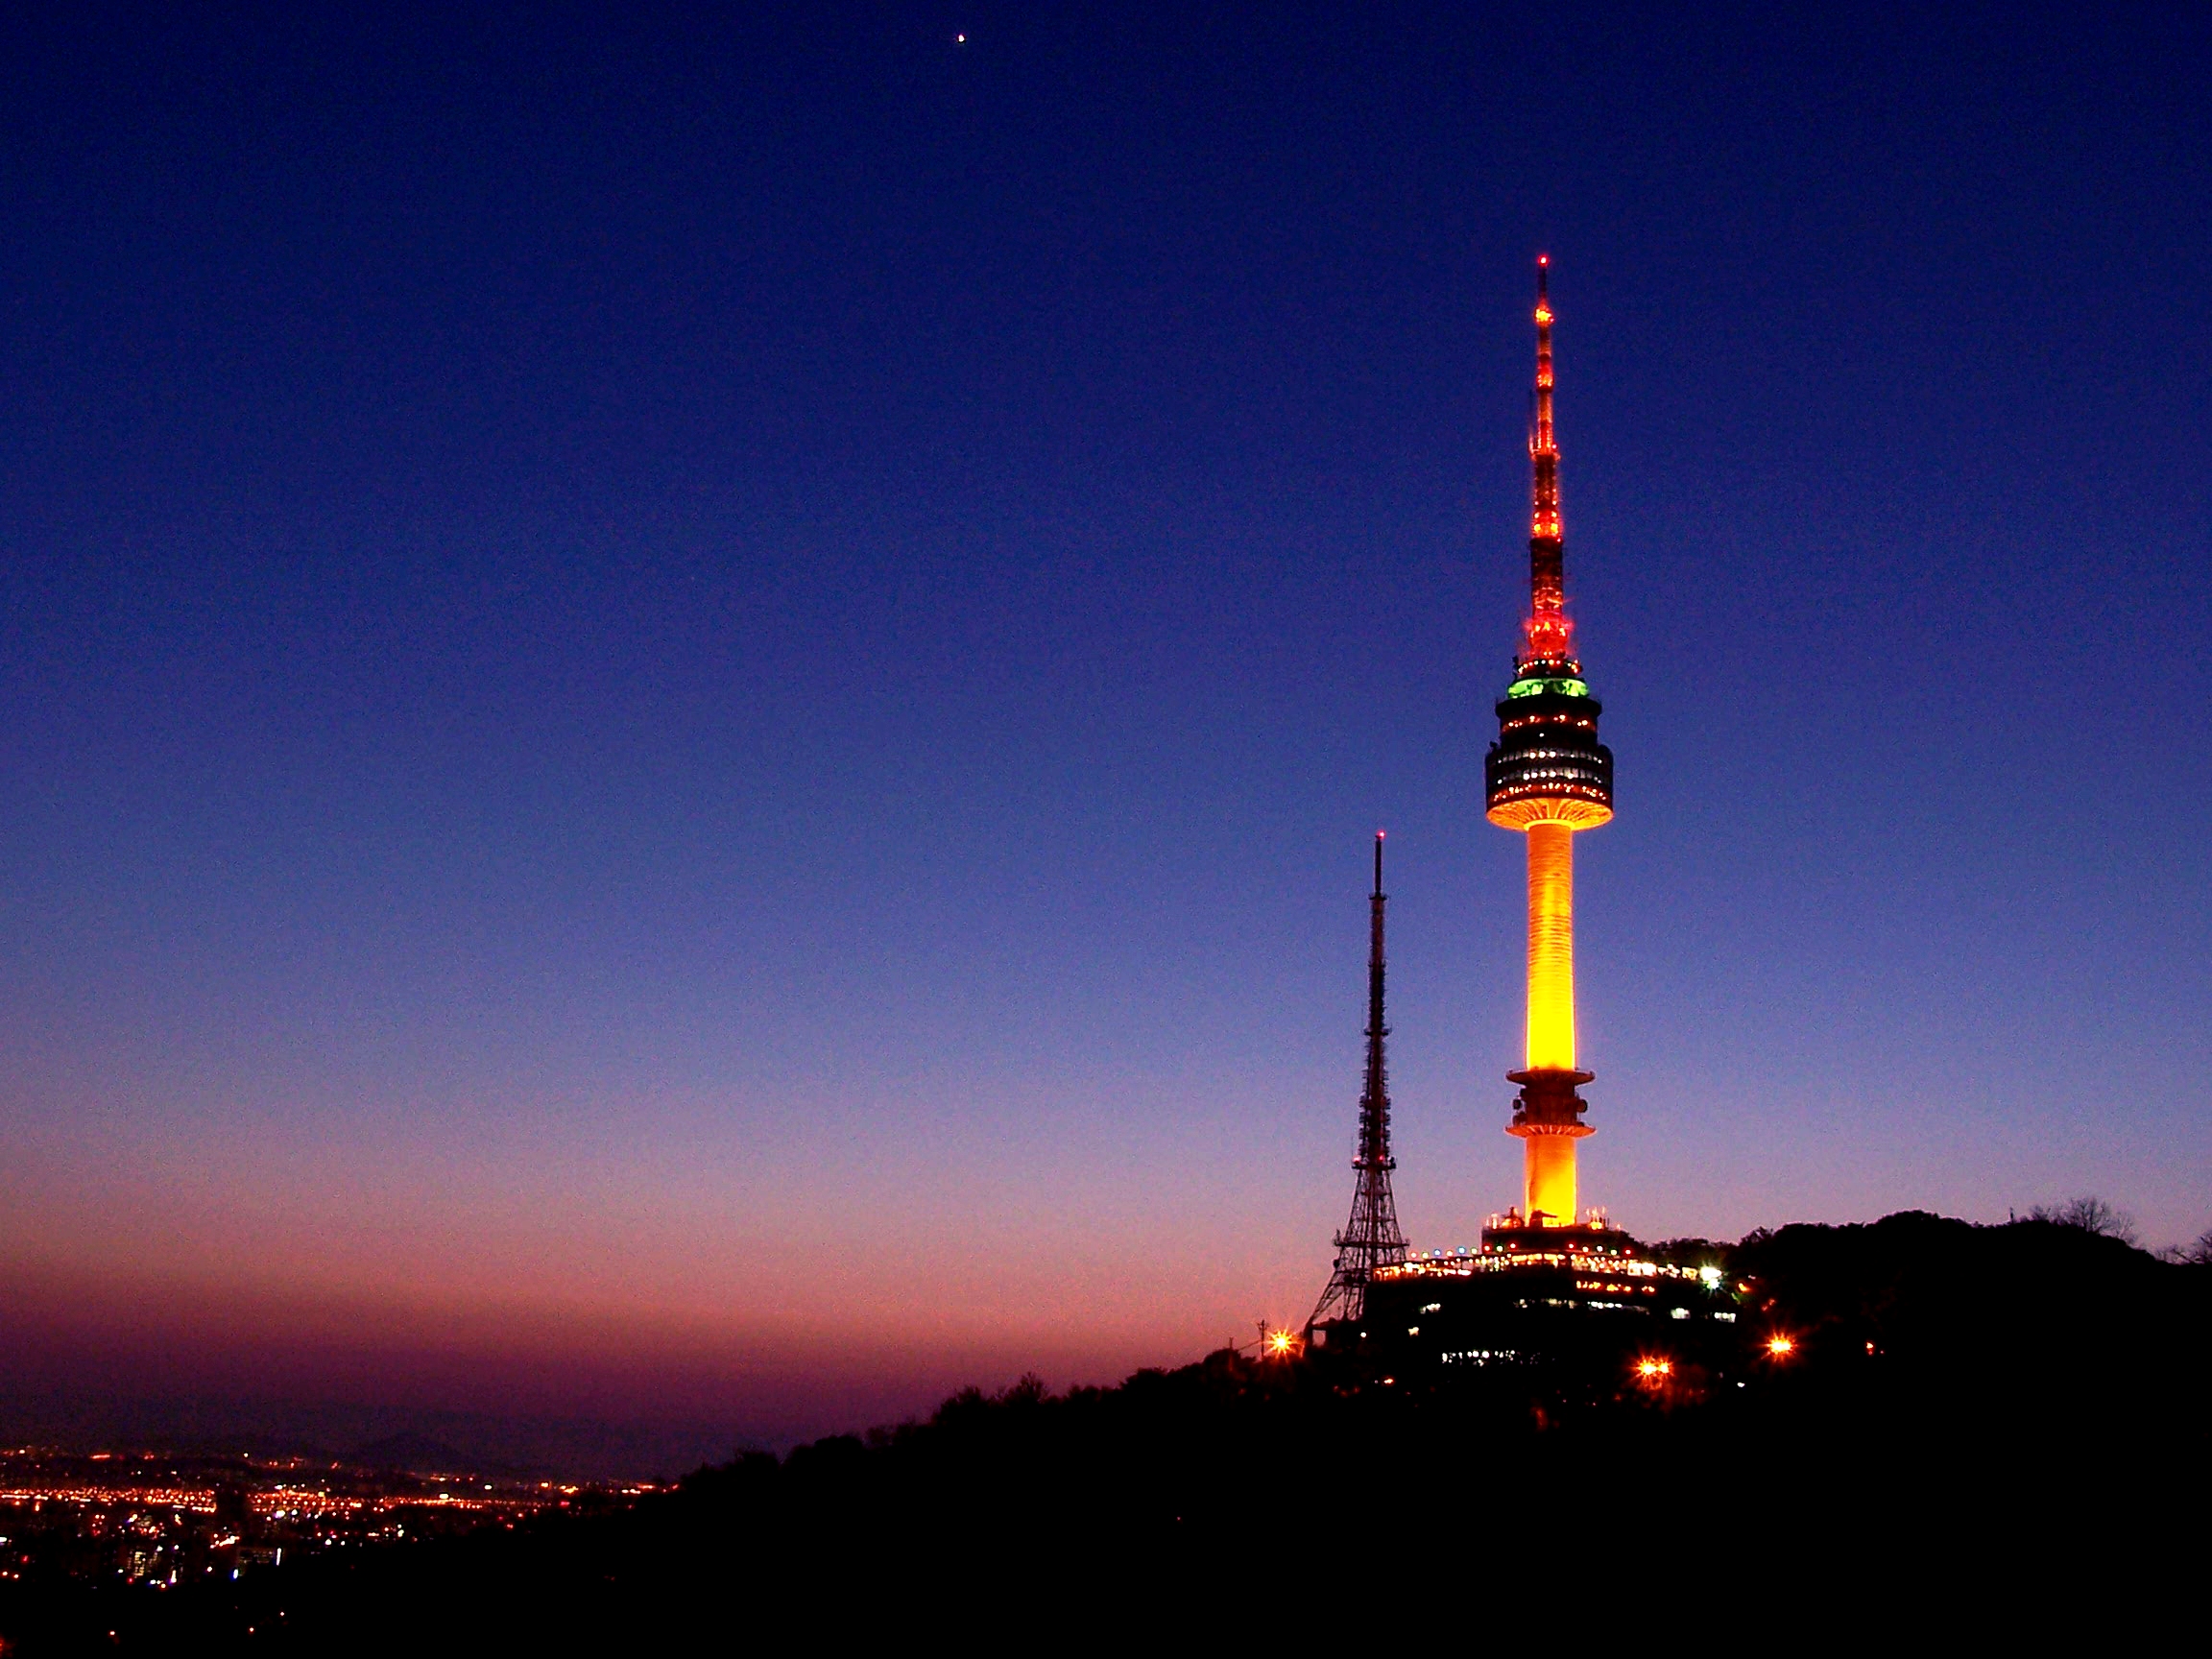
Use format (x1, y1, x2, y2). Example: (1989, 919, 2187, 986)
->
(1506, 1068, 1592, 1226)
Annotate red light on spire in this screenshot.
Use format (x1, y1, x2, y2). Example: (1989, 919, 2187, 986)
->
(1522, 256, 1573, 667)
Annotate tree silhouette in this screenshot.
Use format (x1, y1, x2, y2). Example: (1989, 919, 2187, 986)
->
(2025, 1195, 2139, 1245)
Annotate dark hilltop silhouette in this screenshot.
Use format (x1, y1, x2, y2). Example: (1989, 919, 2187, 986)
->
(6, 1207, 2204, 1648)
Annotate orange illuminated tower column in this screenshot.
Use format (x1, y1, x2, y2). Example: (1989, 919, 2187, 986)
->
(1483, 256, 1615, 1228)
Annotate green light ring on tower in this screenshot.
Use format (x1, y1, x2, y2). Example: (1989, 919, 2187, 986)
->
(1506, 676, 1590, 700)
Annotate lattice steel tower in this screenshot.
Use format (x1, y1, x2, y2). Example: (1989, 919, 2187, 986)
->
(1484, 254, 1615, 1228)
(1307, 833, 1409, 1333)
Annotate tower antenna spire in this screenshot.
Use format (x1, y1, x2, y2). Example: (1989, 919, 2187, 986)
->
(1524, 253, 1573, 668)
(1307, 832, 1409, 1336)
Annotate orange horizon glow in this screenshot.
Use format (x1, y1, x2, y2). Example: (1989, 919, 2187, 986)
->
(0, 1248, 1226, 1450)
(0, 1129, 1304, 1449)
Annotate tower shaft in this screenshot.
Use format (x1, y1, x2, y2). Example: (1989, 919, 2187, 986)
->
(1525, 822, 1577, 1072)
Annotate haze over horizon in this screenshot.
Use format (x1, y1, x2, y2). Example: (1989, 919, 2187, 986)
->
(3, 2, 2207, 1458)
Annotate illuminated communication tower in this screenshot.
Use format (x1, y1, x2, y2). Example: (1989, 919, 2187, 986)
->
(1307, 833, 1409, 1334)
(1484, 255, 1615, 1229)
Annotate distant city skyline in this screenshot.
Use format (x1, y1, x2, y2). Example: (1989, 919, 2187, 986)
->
(1, 3, 2206, 1447)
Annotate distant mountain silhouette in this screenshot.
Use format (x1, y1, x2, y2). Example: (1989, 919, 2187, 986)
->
(346, 1432, 471, 1475)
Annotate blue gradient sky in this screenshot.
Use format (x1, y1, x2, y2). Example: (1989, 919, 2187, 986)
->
(2, 3, 2207, 1449)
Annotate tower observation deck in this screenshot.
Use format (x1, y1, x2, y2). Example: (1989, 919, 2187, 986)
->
(1485, 255, 1614, 1230)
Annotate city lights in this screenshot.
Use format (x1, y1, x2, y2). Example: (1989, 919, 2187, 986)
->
(1767, 1334, 1796, 1358)
(0, 1447, 647, 1593)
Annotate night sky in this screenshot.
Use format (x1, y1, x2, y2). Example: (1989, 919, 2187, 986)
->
(2, 3, 2206, 1455)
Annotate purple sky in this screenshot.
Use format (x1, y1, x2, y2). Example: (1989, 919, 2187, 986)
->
(1, 3, 2207, 1453)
